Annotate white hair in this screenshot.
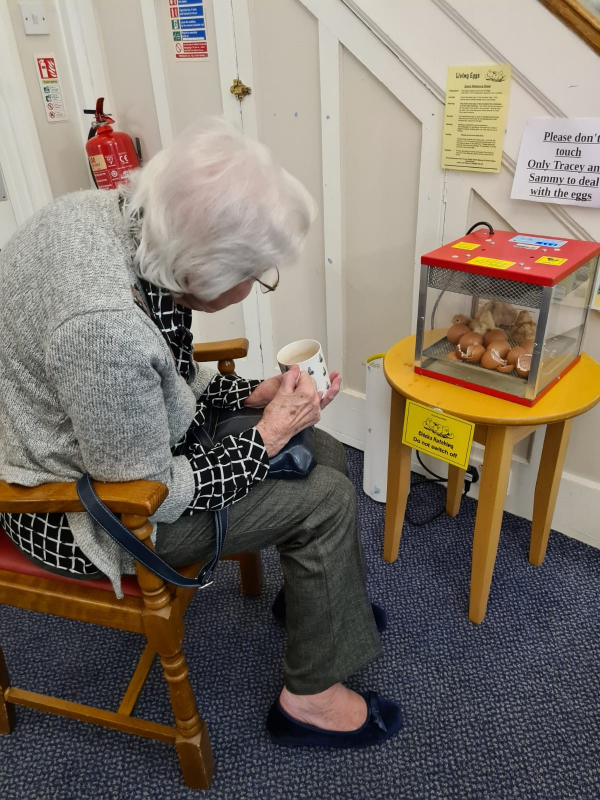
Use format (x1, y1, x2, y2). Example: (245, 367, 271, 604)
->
(121, 118, 317, 301)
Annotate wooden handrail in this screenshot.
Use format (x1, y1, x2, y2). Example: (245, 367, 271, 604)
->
(0, 479, 168, 516)
(193, 338, 249, 362)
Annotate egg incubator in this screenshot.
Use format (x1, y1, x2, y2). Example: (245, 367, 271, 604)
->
(414, 223, 600, 406)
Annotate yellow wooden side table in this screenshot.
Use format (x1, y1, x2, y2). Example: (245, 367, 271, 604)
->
(383, 334, 600, 624)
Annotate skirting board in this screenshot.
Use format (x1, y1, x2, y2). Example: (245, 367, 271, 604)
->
(343, 428, 600, 551)
(410, 458, 600, 551)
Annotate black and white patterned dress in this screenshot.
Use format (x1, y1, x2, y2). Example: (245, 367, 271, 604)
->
(0, 281, 268, 577)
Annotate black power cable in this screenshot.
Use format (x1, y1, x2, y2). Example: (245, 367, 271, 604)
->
(430, 220, 495, 328)
(405, 453, 450, 527)
(466, 221, 494, 236)
(405, 453, 475, 527)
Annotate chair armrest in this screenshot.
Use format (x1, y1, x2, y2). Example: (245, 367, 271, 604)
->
(0, 480, 168, 517)
(193, 338, 249, 362)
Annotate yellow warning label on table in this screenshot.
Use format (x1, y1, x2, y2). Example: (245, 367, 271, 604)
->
(536, 256, 567, 266)
(469, 257, 515, 270)
(452, 242, 480, 250)
(402, 400, 474, 470)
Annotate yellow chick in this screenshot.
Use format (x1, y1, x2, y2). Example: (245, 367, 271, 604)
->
(475, 300, 518, 327)
(509, 311, 537, 344)
(470, 309, 496, 336)
(451, 313, 471, 326)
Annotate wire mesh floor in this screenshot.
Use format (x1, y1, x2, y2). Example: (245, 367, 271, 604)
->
(422, 333, 576, 383)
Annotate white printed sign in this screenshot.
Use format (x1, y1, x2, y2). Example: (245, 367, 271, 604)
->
(168, 0, 209, 61)
(511, 118, 600, 208)
(34, 54, 68, 123)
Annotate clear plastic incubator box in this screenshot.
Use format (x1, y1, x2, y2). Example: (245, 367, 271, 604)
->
(414, 224, 600, 406)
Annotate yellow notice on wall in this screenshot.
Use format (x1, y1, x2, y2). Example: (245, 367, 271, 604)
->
(442, 65, 511, 173)
(402, 401, 474, 470)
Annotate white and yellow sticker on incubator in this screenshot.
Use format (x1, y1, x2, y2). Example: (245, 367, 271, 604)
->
(452, 242, 481, 250)
(468, 256, 515, 270)
(536, 256, 567, 266)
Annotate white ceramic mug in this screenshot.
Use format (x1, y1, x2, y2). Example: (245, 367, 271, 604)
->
(276, 339, 330, 394)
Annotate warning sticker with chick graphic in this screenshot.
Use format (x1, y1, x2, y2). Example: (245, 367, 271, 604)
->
(402, 401, 474, 469)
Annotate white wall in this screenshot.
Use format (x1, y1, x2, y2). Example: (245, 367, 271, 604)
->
(92, 0, 163, 164)
(341, 46, 421, 394)
(92, 0, 245, 347)
(0, 167, 18, 248)
(6, 0, 89, 197)
(248, 0, 328, 358)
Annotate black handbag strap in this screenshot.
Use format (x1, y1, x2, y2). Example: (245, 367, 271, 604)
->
(76, 473, 228, 589)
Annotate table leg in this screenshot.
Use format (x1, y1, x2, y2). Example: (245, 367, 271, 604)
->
(446, 466, 465, 517)
(383, 392, 412, 563)
(469, 425, 514, 624)
(529, 418, 573, 567)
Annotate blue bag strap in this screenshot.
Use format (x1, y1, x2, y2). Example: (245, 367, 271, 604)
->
(76, 473, 228, 589)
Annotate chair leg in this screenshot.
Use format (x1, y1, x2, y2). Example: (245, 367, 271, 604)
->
(123, 514, 214, 790)
(0, 645, 16, 734)
(238, 551, 263, 596)
(161, 651, 214, 790)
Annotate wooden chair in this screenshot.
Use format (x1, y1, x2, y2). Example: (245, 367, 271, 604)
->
(0, 338, 261, 791)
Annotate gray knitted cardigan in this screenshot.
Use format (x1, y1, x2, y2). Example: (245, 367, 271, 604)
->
(0, 190, 216, 596)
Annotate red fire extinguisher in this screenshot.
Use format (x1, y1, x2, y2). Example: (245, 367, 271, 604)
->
(84, 98, 141, 190)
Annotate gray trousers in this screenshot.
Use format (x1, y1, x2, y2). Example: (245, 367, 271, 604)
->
(155, 429, 382, 695)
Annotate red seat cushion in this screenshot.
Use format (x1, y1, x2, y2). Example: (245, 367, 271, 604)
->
(0, 525, 141, 597)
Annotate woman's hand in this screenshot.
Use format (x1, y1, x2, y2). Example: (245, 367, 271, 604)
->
(244, 374, 284, 408)
(320, 371, 342, 410)
(245, 370, 342, 410)
(255, 365, 321, 457)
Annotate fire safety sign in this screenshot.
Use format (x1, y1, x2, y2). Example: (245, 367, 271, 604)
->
(168, 0, 209, 61)
(35, 54, 68, 123)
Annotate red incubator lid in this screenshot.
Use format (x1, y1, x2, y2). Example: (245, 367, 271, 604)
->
(422, 229, 600, 287)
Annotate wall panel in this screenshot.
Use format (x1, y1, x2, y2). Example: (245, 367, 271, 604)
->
(341, 47, 421, 394)
(7, 0, 89, 197)
(248, 0, 326, 364)
(92, 0, 162, 163)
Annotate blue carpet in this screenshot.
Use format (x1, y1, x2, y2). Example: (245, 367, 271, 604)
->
(1, 447, 599, 800)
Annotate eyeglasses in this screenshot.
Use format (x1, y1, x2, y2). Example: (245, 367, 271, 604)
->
(256, 267, 280, 294)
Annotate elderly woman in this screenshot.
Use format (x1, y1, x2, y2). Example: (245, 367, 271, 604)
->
(0, 120, 401, 748)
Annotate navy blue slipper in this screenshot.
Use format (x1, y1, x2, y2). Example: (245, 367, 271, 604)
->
(271, 587, 387, 633)
(266, 691, 403, 749)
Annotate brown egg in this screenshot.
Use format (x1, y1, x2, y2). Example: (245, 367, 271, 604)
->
(447, 323, 471, 344)
(487, 340, 511, 359)
(497, 363, 515, 374)
(458, 332, 484, 350)
(480, 349, 504, 370)
(445, 351, 460, 361)
(506, 346, 525, 365)
(521, 340, 535, 354)
(483, 329, 509, 348)
(463, 344, 485, 363)
(515, 353, 532, 377)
